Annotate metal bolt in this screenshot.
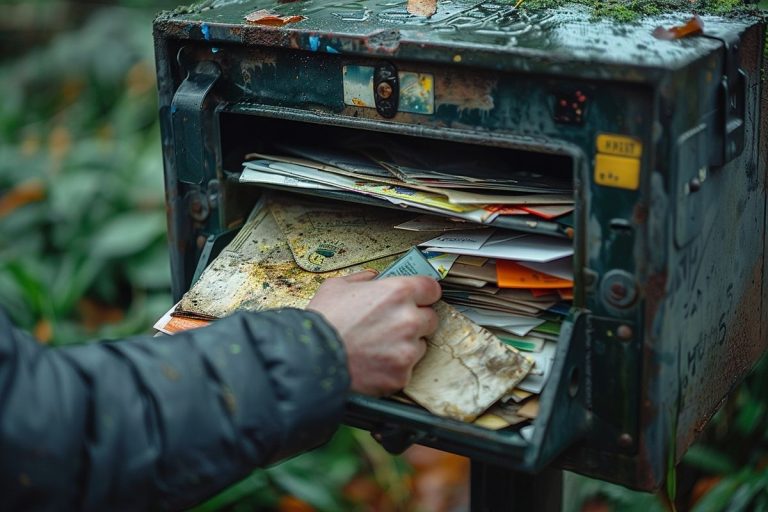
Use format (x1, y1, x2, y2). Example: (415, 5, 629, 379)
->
(689, 177, 702, 193)
(618, 433, 634, 449)
(610, 282, 627, 299)
(376, 81, 393, 99)
(186, 189, 210, 222)
(617, 324, 633, 340)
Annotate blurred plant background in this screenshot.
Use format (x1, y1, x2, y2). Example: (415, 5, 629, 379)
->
(0, 0, 766, 510)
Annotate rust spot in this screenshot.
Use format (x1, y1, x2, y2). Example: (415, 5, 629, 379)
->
(244, 10, 305, 26)
(435, 73, 495, 112)
(652, 15, 703, 41)
(407, 0, 437, 17)
(633, 203, 648, 225)
(643, 271, 667, 333)
(240, 26, 293, 47)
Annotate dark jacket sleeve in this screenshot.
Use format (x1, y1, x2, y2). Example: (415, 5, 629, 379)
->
(0, 308, 350, 511)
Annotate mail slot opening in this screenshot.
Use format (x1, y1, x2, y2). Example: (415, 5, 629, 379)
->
(219, 112, 578, 244)
(160, 111, 586, 469)
(219, 113, 573, 185)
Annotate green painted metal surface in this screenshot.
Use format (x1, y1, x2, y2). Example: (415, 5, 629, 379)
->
(154, 0, 767, 491)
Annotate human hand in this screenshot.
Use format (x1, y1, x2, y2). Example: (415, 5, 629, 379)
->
(307, 270, 442, 396)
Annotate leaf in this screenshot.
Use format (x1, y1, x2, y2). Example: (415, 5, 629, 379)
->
(735, 397, 766, 436)
(727, 471, 768, 511)
(124, 242, 171, 290)
(692, 470, 751, 512)
(188, 471, 278, 512)
(563, 473, 667, 512)
(90, 211, 166, 259)
(683, 444, 738, 475)
(268, 463, 347, 512)
(0, 179, 45, 217)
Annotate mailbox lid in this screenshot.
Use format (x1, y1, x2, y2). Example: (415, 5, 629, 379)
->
(154, 0, 758, 81)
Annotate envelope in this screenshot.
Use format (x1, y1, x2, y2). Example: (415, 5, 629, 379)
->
(404, 301, 533, 422)
(421, 232, 573, 262)
(496, 260, 573, 289)
(178, 196, 400, 318)
(270, 194, 436, 272)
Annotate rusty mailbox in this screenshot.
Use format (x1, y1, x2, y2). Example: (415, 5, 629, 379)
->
(153, 0, 767, 493)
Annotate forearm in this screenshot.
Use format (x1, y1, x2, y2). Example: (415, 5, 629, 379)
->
(0, 309, 349, 511)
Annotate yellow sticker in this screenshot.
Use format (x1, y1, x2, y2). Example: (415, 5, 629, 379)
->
(596, 134, 643, 158)
(594, 153, 641, 190)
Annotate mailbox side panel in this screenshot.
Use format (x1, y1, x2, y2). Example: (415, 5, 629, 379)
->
(643, 22, 767, 490)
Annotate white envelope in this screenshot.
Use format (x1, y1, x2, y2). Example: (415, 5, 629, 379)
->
(518, 256, 574, 281)
(518, 341, 557, 394)
(422, 232, 572, 263)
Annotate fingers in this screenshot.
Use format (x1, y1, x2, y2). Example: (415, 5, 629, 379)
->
(419, 305, 440, 337)
(399, 276, 442, 306)
(414, 336, 428, 360)
(339, 269, 379, 283)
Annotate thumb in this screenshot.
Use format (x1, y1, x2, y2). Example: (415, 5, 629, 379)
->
(341, 269, 379, 283)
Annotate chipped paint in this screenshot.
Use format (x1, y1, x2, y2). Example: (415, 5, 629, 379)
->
(435, 74, 495, 113)
(309, 35, 321, 51)
(407, 0, 438, 17)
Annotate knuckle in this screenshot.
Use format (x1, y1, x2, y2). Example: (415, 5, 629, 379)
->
(389, 370, 409, 390)
(398, 312, 421, 338)
(394, 349, 413, 370)
(416, 276, 441, 297)
(386, 281, 411, 302)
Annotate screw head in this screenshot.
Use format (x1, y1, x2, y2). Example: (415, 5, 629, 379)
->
(618, 433, 634, 448)
(610, 282, 627, 300)
(689, 177, 702, 193)
(617, 324, 633, 340)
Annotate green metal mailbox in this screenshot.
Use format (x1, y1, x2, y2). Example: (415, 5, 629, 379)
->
(153, 0, 767, 493)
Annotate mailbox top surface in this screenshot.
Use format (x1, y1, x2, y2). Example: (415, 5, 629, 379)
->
(154, 0, 761, 81)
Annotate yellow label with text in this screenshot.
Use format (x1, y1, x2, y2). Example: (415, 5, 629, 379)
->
(596, 134, 643, 158)
(594, 153, 641, 190)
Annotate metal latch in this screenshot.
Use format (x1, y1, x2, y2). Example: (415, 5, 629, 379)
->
(710, 36, 747, 167)
(171, 55, 222, 184)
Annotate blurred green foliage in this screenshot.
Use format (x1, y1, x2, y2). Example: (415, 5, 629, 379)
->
(0, 3, 413, 510)
(0, 0, 181, 344)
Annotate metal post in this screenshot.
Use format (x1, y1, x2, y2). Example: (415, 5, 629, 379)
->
(470, 461, 562, 512)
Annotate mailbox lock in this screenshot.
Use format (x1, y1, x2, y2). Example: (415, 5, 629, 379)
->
(376, 81, 393, 99)
(600, 270, 638, 309)
(373, 62, 399, 118)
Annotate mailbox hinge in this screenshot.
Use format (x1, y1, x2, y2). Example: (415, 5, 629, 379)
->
(706, 34, 747, 167)
(171, 58, 222, 184)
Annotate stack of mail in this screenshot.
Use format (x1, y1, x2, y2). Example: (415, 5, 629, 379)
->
(396, 222, 572, 423)
(156, 194, 548, 425)
(238, 141, 574, 228)
(157, 139, 577, 432)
